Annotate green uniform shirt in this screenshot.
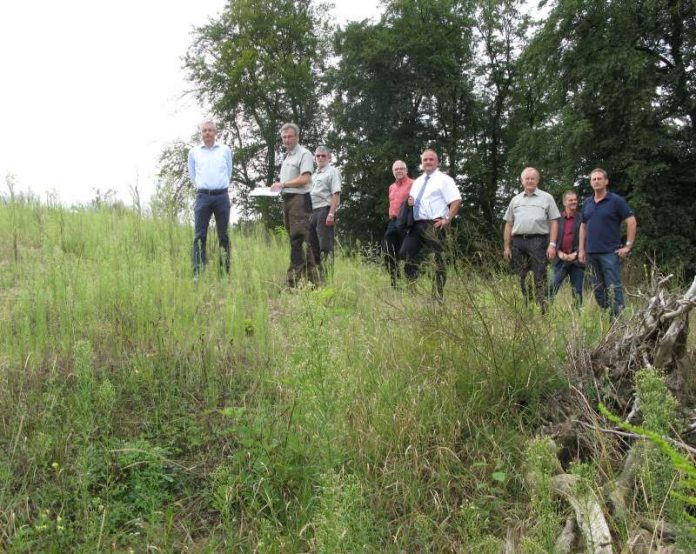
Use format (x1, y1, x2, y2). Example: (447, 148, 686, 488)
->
(280, 144, 314, 194)
(503, 188, 560, 235)
(310, 165, 342, 209)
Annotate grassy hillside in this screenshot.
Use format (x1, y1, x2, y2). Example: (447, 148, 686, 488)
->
(0, 200, 685, 552)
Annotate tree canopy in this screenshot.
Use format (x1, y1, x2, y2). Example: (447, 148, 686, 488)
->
(182, 0, 696, 276)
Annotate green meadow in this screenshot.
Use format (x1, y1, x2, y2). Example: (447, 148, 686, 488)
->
(0, 198, 688, 552)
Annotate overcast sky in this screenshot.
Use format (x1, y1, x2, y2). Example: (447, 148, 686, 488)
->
(0, 0, 381, 206)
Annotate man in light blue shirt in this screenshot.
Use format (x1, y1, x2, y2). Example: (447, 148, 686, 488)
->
(188, 120, 233, 276)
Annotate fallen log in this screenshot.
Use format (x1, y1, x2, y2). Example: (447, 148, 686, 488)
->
(551, 473, 613, 554)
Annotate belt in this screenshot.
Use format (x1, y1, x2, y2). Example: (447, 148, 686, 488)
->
(513, 233, 548, 239)
(197, 188, 228, 195)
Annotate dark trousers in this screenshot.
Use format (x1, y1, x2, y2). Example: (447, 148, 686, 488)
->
(398, 220, 447, 300)
(550, 261, 585, 306)
(511, 234, 548, 312)
(587, 252, 624, 317)
(192, 191, 230, 275)
(308, 206, 335, 281)
(282, 193, 318, 286)
(383, 218, 404, 287)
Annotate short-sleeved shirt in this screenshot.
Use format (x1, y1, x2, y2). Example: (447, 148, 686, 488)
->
(280, 144, 314, 194)
(187, 143, 233, 190)
(503, 188, 561, 235)
(388, 177, 414, 219)
(310, 164, 342, 209)
(581, 191, 634, 253)
(409, 169, 462, 221)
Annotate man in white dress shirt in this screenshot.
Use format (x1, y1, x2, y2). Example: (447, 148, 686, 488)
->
(399, 149, 462, 299)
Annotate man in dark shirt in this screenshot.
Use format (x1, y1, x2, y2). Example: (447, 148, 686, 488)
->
(550, 190, 584, 305)
(578, 168, 637, 317)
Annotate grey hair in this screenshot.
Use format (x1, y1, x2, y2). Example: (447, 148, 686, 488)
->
(280, 122, 300, 136)
(520, 166, 540, 179)
(199, 119, 217, 130)
(315, 145, 331, 156)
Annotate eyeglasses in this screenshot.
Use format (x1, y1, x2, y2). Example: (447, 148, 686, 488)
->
(315, 154, 328, 158)
(394, 167, 407, 171)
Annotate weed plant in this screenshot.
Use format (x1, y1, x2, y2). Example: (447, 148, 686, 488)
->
(0, 199, 623, 551)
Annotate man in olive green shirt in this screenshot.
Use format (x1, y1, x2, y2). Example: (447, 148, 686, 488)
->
(503, 167, 560, 313)
(309, 145, 341, 281)
(271, 123, 318, 286)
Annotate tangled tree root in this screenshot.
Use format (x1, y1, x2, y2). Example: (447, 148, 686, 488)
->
(523, 274, 696, 552)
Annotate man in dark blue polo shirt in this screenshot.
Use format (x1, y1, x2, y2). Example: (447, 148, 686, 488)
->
(578, 168, 637, 317)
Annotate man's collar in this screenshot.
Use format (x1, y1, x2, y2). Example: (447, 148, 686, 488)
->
(285, 144, 300, 154)
(594, 190, 609, 202)
(202, 142, 218, 149)
(562, 210, 577, 218)
(523, 188, 538, 196)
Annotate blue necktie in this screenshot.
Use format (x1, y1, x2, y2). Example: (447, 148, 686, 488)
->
(413, 174, 430, 221)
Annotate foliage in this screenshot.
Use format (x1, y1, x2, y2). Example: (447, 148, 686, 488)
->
(184, 0, 331, 227)
(514, 0, 696, 276)
(600, 367, 696, 547)
(150, 140, 195, 220)
(521, 437, 565, 553)
(327, 0, 529, 243)
(174, 0, 696, 276)
(2, 196, 693, 550)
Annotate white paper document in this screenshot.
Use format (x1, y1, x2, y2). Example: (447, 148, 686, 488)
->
(249, 187, 280, 198)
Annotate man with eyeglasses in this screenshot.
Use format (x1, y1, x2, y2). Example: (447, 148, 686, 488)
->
(308, 146, 341, 281)
(383, 160, 413, 287)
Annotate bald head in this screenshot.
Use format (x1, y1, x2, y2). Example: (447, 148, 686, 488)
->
(421, 149, 439, 174)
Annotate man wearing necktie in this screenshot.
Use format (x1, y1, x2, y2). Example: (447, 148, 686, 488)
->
(399, 149, 462, 300)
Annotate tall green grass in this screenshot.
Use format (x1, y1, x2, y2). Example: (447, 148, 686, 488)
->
(0, 199, 620, 551)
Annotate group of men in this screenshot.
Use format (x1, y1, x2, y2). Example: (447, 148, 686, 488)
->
(502, 166, 636, 316)
(189, 120, 341, 286)
(188, 119, 637, 316)
(383, 151, 462, 300)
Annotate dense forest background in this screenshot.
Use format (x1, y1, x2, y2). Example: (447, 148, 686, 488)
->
(155, 0, 696, 277)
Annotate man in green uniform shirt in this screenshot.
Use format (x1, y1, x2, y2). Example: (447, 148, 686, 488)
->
(503, 167, 560, 313)
(271, 123, 318, 286)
